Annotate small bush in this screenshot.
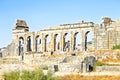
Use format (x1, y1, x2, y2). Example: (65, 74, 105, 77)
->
(93, 61, 106, 71)
(4, 68, 56, 80)
(20, 70, 45, 80)
(112, 45, 120, 49)
(94, 61, 105, 66)
(4, 71, 19, 80)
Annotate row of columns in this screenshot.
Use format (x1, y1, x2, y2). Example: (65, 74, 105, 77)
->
(18, 31, 91, 55)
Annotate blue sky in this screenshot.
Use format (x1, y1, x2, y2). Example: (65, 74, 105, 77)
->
(0, 0, 120, 48)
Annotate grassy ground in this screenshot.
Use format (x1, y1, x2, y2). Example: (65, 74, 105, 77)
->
(3, 68, 56, 80)
(3, 72, 120, 80)
(58, 75, 120, 80)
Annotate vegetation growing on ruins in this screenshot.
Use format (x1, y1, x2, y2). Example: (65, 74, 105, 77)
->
(94, 61, 106, 66)
(112, 45, 120, 49)
(4, 70, 120, 80)
(4, 68, 56, 80)
(93, 61, 106, 71)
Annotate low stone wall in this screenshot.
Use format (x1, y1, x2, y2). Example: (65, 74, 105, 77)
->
(96, 66, 120, 72)
(59, 63, 82, 72)
(48, 62, 90, 73)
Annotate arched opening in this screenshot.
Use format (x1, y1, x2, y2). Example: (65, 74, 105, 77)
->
(74, 32, 82, 51)
(45, 34, 50, 52)
(19, 37, 24, 56)
(85, 31, 92, 51)
(54, 34, 60, 51)
(63, 33, 70, 52)
(35, 35, 41, 52)
(27, 36, 32, 52)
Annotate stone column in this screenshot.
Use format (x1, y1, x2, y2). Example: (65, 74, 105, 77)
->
(81, 31, 85, 51)
(41, 34, 45, 52)
(32, 33, 36, 52)
(60, 32, 64, 52)
(91, 29, 94, 50)
(70, 32, 74, 52)
(50, 33, 54, 52)
(92, 29, 97, 50)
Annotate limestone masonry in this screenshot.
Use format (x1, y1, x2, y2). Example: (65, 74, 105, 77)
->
(1, 17, 120, 56)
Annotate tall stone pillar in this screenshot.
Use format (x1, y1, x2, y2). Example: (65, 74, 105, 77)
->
(32, 34, 36, 52)
(50, 33, 54, 52)
(82, 31, 85, 51)
(92, 29, 96, 50)
(60, 33, 63, 52)
(70, 32, 74, 52)
(42, 34, 45, 52)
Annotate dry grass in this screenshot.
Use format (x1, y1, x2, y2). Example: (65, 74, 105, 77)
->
(88, 50, 120, 63)
(88, 49, 120, 53)
(40, 53, 63, 58)
(47, 53, 65, 58)
(103, 57, 120, 63)
(58, 74, 120, 80)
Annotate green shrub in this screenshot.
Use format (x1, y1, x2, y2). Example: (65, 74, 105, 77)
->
(20, 69, 44, 80)
(4, 68, 57, 80)
(93, 61, 106, 71)
(94, 61, 105, 66)
(112, 45, 120, 49)
(4, 71, 19, 80)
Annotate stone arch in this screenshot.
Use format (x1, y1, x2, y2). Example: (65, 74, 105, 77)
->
(54, 34, 60, 51)
(73, 32, 82, 51)
(27, 36, 32, 52)
(63, 33, 70, 52)
(19, 37, 24, 55)
(35, 35, 41, 52)
(85, 31, 93, 51)
(45, 34, 50, 52)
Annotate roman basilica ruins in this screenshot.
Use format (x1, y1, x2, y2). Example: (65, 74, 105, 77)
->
(1, 17, 120, 56)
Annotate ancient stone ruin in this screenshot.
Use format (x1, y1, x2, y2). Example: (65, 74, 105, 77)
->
(1, 17, 120, 56)
(0, 17, 120, 75)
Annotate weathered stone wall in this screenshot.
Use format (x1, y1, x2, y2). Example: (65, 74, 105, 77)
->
(58, 63, 82, 72)
(96, 66, 120, 72)
(94, 17, 120, 50)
